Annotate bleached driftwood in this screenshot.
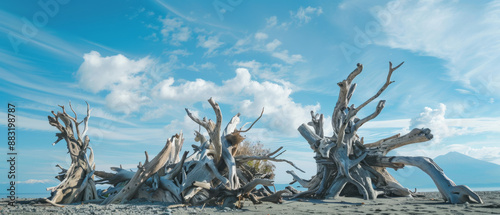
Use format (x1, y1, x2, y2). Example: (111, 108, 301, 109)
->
(288, 62, 482, 204)
(91, 98, 301, 208)
(102, 134, 178, 204)
(46, 102, 98, 204)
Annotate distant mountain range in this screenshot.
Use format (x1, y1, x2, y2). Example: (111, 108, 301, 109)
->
(389, 151, 500, 190)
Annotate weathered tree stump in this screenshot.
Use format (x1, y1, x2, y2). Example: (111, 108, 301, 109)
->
(46, 102, 98, 204)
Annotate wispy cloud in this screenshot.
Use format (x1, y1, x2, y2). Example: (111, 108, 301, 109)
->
(272, 50, 304, 64)
(290, 6, 323, 24)
(365, 103, 500, 164)
(376, 0, 500, 98)
(0, 10, 82, 59)
(197, 35, 224, 56)
(254, 32, 268, 40)
(160, 16, 192, 45)
(155, 0, 196, 22)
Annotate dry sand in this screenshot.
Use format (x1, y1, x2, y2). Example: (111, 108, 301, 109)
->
(1, 191, 500, 215)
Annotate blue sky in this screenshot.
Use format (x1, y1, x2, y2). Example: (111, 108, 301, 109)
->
(1, 0, 500, 194)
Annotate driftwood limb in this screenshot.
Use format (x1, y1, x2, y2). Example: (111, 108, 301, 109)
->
(372, 156, 483, 204)
(235, 147, 305, 173)
(366, 128, 433, 155)
(102, 136, 175, 204)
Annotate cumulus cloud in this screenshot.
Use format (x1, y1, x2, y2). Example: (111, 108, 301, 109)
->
(407, 103, 500, 143)
(77, 51, 152, 114)
(384, 103, 500, 162)
(409, 103, 465, 144)
(77, 51, 151, 93)
(376, 0, 500, 98)
(291, 6, 323, 24)
(152, 68, 319, 135)
(197, 35, 224, 56)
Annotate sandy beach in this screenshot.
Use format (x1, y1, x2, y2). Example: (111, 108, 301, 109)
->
(1, 191, 499, 215)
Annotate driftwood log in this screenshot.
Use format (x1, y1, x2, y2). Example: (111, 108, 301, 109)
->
(92, 98, 302, 207)
(287, 62, 483, 204)
(46, 102, 98, 204)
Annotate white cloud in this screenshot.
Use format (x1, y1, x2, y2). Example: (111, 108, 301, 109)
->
(165, 49, 192, 56)
(197, 35, 224, 56)
(186, 62, 215, 72)
(255, 32, 268, 40)
(373, 103, 500, 163)
(143, 32, 159, 42)
(272, 50, 304, 64)
(446, 143, 500, 165)
(77, 51, 151, 93)
(377, 0, 500, 98)
(408, 103, 461, 144)
(233, 60, 291, 81)
(234, 60, 261, 70)
(265, 16, 290, 29)
(105, 89, 150, 114)
(201, 62, 216, 69)
(151, 68, 319, 135)
(172, 27, 191, 43)
(160, 17, 191, 45)
(266, 16, 278, 27)
(163, 111, 202, 138)
(291, 6, 323, 24)
(152, 77, 218, 104)
(161, 17, 182, 35)
(266, 39, 282, 51)
(77, 51, 153, 114)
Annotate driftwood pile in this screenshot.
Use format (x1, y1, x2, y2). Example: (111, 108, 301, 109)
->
(43, 62, 483, 207)
(45, 98, 302, 208)
(287, 62, 483, 204)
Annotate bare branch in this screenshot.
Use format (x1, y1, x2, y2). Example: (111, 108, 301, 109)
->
(307, 111, 324, 138)
(238, 107, 264, 133)
(346, 63, 363, 85)
(185, 108, 212, 132)
(80, 101, 91, 138)
(356, 61, 403, 112)
(235, 147, 305, 173)
(353, 100, 385, 132)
